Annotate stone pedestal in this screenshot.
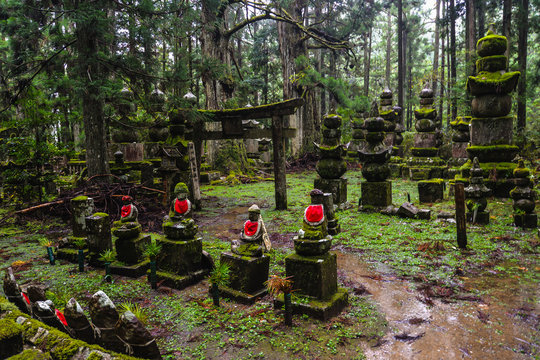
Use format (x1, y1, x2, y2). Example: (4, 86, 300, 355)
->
(418, 179, 445, 203)
(314, 178, 348, 207)
(467, 211, 490, 225)
(218, 252, 269, 304)
(110, 233, 151, 277)
(0, 318, 23, 358)
(360, 181, 392, 208)
(514, 214, 537, 228)
(71, 196, 95, 237)
(452, 142, 469, 159)
(85, 213, 112, 263)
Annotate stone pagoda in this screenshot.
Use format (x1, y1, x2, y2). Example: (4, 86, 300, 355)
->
(358, 113, 392, 210)
(275, 189, 348, 320)
(57, 196, 94, 262)
(347, 113, 366, 163)
(510, 159, 537, 228)
(314, 114, 348, 208)
(110, 195, 151, 277)
(465, 26, 520, 197)
(219, 205, 270, 303)
(465, 158, 491, 224)
(156, 182, 211, 289)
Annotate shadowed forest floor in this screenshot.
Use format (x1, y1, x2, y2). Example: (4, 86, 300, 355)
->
(0, 170, 538, 359)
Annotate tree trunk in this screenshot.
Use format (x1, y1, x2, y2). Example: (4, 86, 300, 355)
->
(503, 0, 511, 62)
(397, 0, 404, 108)
(75, 0, 111, 179)
(476, 0, 485, 38)
(440, 0, 446, 125)
(450, 0, 457, 120)
(277, 0, 307, 155)
(466, 0, 476, 77)
(385, 13, 392, 89)
(364, 29, 372, 98)
(516, 0, 529, 135)
(433, 0, 440, 99)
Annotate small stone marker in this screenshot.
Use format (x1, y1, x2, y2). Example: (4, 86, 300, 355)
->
(455, 182, 467, 249)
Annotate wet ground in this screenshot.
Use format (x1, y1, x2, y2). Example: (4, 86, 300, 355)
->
(196, 205, 538, 359)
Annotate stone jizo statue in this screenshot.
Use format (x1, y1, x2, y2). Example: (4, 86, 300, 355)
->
(170, 182, 192, 220)
(120, 195, 138, 222)
(231, 204, 270, 256)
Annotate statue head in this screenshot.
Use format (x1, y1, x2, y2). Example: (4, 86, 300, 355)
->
(248, 204, 260, 221)
(121, 195, 132, 205)
(174, 182, 189, 201)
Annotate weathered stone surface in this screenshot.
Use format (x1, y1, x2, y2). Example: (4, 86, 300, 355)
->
(313, 178, 347, 205)
(476, 55, 507, 72)
(316, 158, 347, 179)
(0, 318, 23, 359)
(514, 213, 537, 228)
(70, 196, 95, 237)
(89, 291, 122, 352)
(85, 213, 112, 258)
(417, 209, 432, 220)
(452, 143, 469, 158)
(116, 311, 161, 359)
(472, 95, 512, 118)
(115, 234, 151, 265)
(32, 301, 65, 332)
(220, 252, 269, 296)
(64, 298, 95, 344)
(26, 285, 47, 303)
(362, 163, 391, 182)
(413, 132, 438, 148)
(286, 252, 337, 300)
(162, 218, 198, 239)
(274, 288, 348, 321)
(3, 268, 29, 314)
(157, 238, 202, 275)
(397, 202, 419, 218)
(360, 181, 392, 208)
(418, 180, 445, 203)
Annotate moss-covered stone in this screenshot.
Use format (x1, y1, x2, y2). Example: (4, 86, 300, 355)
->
(285, 252, 337, 300)
(476, 34, 507, 57)
(418, 179, 445, 203)
(360, 181, 392, 207)
(476, 55, 507, 72)
(316, 158, 347, 179)
(411, 147, 439, 157)
(466, 144, 519, 162)
(467, 71, 520, 96)
(7, 349, 51, 359)
(157, 237, 202, 275)
(414, 107, 437, 120)
(220, 252, 269, 298)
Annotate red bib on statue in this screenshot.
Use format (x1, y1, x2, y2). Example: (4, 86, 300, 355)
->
(121, 205, 131, 218)
(55, 309, 68, 326)
(175, 199, 189, 214)
(305, 204, 324, 224)
(244, 220, 259, 236)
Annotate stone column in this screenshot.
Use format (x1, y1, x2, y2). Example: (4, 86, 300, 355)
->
(85, 213, 112, 263)
(70, 196, 95, 238)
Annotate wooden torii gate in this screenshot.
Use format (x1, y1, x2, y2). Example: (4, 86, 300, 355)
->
(190, 98, 304, 210)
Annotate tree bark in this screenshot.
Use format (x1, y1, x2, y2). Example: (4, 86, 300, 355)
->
(433, 0, 440, 99)
(476, 0, 485, 38)
(440, 0, 445, 125)
(385, 13, 392, 89)
(450, 0, 457, 120)
(397, 0, 404, 108)
(74, 0, 111, 179)
(364, 29, 372, 98)
(516, 0, 529, 135)
(466, 0, 476, 77)
(503, 0, 511, 62)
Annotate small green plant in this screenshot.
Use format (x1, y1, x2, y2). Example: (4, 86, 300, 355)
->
(209, 262, 230, 307)
(73, 238, 86, 250)
(38, 237, 53, 248)
(143, 240, 162, 260)
(99, 249, 116, 263)
(118, 301, 148, 325)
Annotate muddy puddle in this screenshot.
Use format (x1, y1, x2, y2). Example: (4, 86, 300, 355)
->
(337, 251, 538, 359)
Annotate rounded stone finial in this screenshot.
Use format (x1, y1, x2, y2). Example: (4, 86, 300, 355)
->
(420, 87, 434, 98)
(310, 189, 324, 196)
(183, 91, 197, 104)
(380, 88, 393, 99)
(248, 204, 260, 214)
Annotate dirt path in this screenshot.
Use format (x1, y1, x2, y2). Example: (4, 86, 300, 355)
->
(338, 251, 538, 359)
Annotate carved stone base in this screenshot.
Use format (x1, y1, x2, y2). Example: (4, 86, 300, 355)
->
(157, 237, 202, 275)
(110, 259, 150, 278)
(273, 288, 348, 321)
(155, 269, 209, 290)
(114, 234, 151, 265)
(360, 181, 392, 209)
(467, 211, 490, 225)
(218, 252, 269, 304)
(514, 213, 537, 228)
(314, 177, 348, 205)
(285, 253, 337, 299)
(418, 180, 445, 203)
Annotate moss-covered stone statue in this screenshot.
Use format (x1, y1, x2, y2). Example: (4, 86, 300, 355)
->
(465, 25, 520, 197)
(110, 196, 151, 277)
(156, 182, 211, 289)
(464, 158, 491, 224)
(510, 159, 537, 228)
(231, 204, 268, 257)
(219, 204, 271, 303)
(274, 189, 348, 320)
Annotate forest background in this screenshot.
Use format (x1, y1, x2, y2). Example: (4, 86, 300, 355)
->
(0, 0, 538, 197)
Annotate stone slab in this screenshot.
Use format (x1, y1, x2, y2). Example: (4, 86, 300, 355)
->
(360, 181, 392, 208)
(55, 248, 89, 263)
(273, 288, 349, 321)
(220, 252, 270, 295)
(155, 269, 209, 290)
(314, 177, 348, 205)
(452, 142, 469, 159)
(157, 237, 202, 275)
(413, 132, 437, 148)
(285, 252, 337, 300)
(514, 213, 537, 228)
(470, 116, 513, 146)
(218, 286, 267, 305)
(466, 211, 490, 225)
(114, 234, 151, 265)
(418, 180, 445, 203)
(110, 259, 150, 278)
